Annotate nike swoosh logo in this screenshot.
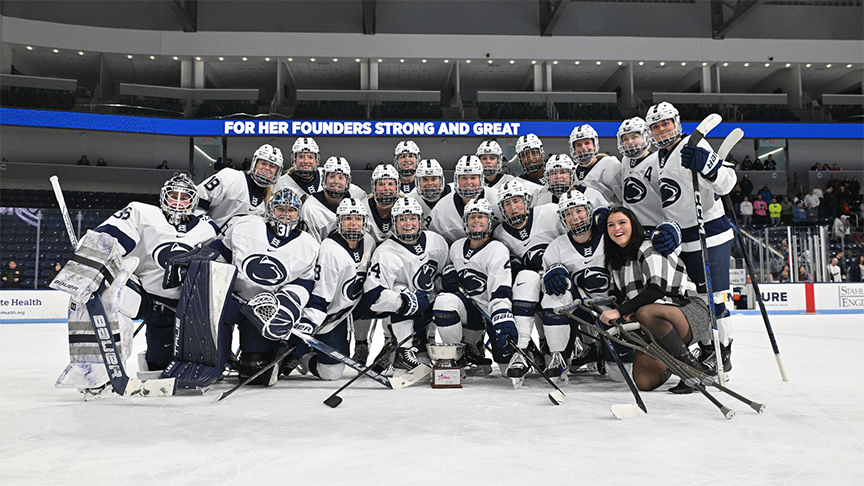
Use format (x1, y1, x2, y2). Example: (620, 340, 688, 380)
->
(516, 282, 526, 286)
(267, 248, 279, 252)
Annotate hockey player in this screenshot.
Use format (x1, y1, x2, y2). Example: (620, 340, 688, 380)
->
(428, 155, 501, 246)
(51, 174, 219, 396)
(534, 154, 608, 209)
(435, 198, 517, 377)
(276, 137, 323, 197)
(364, 164, 402, 244)
(360, 198, 450, 372)
(512, 134, 546, 202)
(406, 158, 453, 228)
(617, 117, 664, 231)
(293, 198, 376, 380)
(197, 143, 283, 229)
(569, 124, 622, 206)
(644, 101, 735, 387)
(492, 179, 566, 379)
(394, 140, 420, 194)
(298, 156, 356, 243)
(476, 140, 514, 191)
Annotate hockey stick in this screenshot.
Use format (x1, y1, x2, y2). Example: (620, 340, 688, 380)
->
(50, 175, 176, 398)
(684, 113, 727, 386)
(213, 344, 297, 403)
(457, 287, 566, 406)
(324, 319, 433, 408)
(717, 128, 789, 382)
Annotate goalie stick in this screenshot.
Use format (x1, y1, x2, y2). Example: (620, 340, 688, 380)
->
(50, 175, 176, 398)
(717, 128, 789, 382)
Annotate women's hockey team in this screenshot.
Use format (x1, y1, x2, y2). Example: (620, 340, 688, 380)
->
(50, 101, 736, 399)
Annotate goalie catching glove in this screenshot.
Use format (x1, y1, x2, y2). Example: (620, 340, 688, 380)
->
(241, 290, 310, 343)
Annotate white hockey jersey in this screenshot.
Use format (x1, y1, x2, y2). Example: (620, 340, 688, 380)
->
(95, 202, 219, 303)
(364, 197, 394, 245)
(486, 173, 515, 192)
(398, 179, 416, 195)
(619, 153, 664, 229)
(492, 203, 566, 273)
(449, 237, 513, 317)
(543, 230, 612, 301)
(532, 184, 609, 211)
(427, 187, 501, 246)
(407, 185, 454, 230)
(574, 155, 622, 206)
(211, 215, 319, 302)
(302, 233, 376, 334)
(655, 135, 735, 252)
(196, 168, 269, 229)
(515, 175, 545, 207)
(276, 168, 367, 201)
(298, 192, 341, 243)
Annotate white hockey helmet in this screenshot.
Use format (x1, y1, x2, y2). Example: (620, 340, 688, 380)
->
(497, 179, 531, 228)
(160, 173, 199, 225)
(415, 158, 445, 201)
(393, 140, 421, 178)
(463, 198, 494, 241)
(617, 117, 650, 158)
(568, 124, 599, 166)
(291, 137, 320, 178)
(557, 189, 594, 237)
(250, 144, 284, 187)
(514, 133, 545, 175)
(476, 140, 503, 177)
(390, 197, 423, 244)
(454, 155, 485, 199)
(266, 189, 302, 238)
(645, 102, 681, 149)
(545, 154, 577, 198)
(322, 156, 352, 199)
(336, 197, 367, 242)
(371, 164, 400, 207)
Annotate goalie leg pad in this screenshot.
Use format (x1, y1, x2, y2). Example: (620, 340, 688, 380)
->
(50, 230, 127, 303)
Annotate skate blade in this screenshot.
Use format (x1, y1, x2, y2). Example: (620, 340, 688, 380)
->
(510, 376, 525, 389)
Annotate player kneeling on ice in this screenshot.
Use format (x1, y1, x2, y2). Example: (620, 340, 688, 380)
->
(52, 174, 218, 397)
(599, 207, 714, 392)
(434, 198, 518, 377)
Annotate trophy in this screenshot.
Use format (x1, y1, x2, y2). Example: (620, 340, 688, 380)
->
(427, 343, 463, 388)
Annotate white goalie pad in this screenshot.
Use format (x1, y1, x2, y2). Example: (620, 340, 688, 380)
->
(50, 230, 129, 303)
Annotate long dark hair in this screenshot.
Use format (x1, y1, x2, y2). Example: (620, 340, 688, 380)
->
(603, 207, 646, 271)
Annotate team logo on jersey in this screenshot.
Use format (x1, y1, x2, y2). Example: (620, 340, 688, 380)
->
(659, 178, 681, 208)
(518, 228, 529, 240)
(342, 271, 367, 300)
(412, 262, 438, 291)
(152, 242, 195, 269)
(574, 267, 610, 295)
(251, 196, 261, 206)
(623, 177, 648, 204)
(459, 268, 488, 296)
(242, 255, 288, 286)
(524, 245, 547, 271)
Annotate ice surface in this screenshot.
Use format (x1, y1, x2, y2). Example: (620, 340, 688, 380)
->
(1, 314, 862, 485)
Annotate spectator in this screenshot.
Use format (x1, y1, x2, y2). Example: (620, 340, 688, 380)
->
(849, 176, 860, 200)
(835, 251, 848, 279)
(828, 257, 842, 282)
(780, 196, 794, 226)
(76, 155, 90, 166)
(833, 215, 850, 242)
(837, 186, 850, 213)
(850, 255, 864, 282)
(832, 163, 842, 170)
(2, 260, 23, 288)
(764, 154, 776, 171)
(364, 163, 373, 170)
(740, 196, 753, 226)
(242, 158, 252, 171)
(810, 163, 821, 171)
(752, 158, 764, 171)
(96, 157, 108, 166)
(797, 265, 812, 283)
(769, 197, 782, 226)
(803, 190, 820, 211)
(740, 174, 754, 199)
(805, 203, 819, 225)
(753, 195, 768, 224)
(792, 201, 807, 225)
(824, 187, 839, 219)
(225, 158, 234, 170)
(821, 164, 831, 170)
(45, 262, 61, 287)
(828, 174, 841, 192)
(725, 154, 738, 166)
(214, 157, 224, 172)
(758, 185, 772, 203)
(729, 185, 744, 216)
(741, 156, 752, 171)
(156, 160, 170, 169)
(778, 266, 790, 283)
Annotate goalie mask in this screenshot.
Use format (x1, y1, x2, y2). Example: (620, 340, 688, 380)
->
(415, 158, 445, 201)
(266, 189, 302, 238)
(498, 180, 531, 228)
(545, 154, 577, 198)
(646, 102, 681, 150)
(463, 198, 494, 241)
(249, 144, 284, 188)
(391, 197, 423, 245)
(160, 174, 199, 225)
(371, 164, 400, 208)
(557, 190, 594, 237)
(617, 117, 650, 158)
(476, 140, 503, 177)
(568, 124, 599, 166)
(336, 197, 367, 243)
(291, 137, 320, 179)
(454, 155, 484, 199)
(322, 156, 352, 200)
(394, 140, 420, 178)
(515, 134, 545, 176)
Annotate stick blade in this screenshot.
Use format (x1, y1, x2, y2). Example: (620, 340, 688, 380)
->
(611, 403, 646, 420)
(695, 113, 722, 136)
(323, 395, 343, 408)
(388, 364, 432, 389)
(548, 390, 566, 405)
(123, 378, 177, 398)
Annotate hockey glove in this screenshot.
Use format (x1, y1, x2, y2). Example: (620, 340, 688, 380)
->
(543, 264, 572, 297)
(491, 311, 517, 352)
(440, 265, 460, 293)
(286, 318, 314, 358)
(681, 145, 721, 179)
(650, 221, 682, 256)
(163, 244, 221, 289)
(592, 205, 610, 231)
(400, 289, 430, 317)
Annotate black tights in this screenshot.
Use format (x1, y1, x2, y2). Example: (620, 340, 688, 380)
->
(631, 304, 691, 391)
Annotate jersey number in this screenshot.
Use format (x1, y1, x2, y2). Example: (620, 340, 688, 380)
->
(203, 177, 220, 191)
(369, 262, 381, 279)
(644, 166, 653, 182)
(112, 207, 132, 220)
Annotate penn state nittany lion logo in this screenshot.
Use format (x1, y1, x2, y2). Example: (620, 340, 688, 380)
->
(412, 262, 438, 291)
(659, 178, 682, 208)
(342, 271, 367, 300)
(623, 177, 648, 204)
(242, 255, 288, 286)
(153, 242, 195, 269)
(574, 267, 610, 295)
(524, 244, 547, 271)
(459, 268, 488, 296)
